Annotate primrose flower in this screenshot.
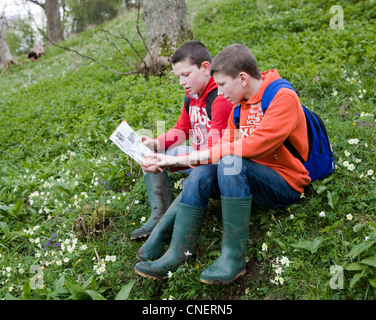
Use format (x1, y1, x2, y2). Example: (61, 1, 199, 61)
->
(348, 138, 359, 145)
(271, 276, 284, 285)
(174, 178, 184, 190)
(275, 267, 282, 275)
(105, 255, 117, 262)
(280, 256, 290, 266)
(347, 163, 355, 171)
(184, 250, 192, 257)
(95, 265, 106, 275)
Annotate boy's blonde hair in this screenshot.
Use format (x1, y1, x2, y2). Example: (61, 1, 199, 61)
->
(210, 44, 261, 80)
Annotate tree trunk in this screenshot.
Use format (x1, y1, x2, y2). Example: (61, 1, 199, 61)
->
(27, 0, 63, 44)
(44, 0, 64, 43)
(0, 19, 18, 73)
(142, 0, 193, 76)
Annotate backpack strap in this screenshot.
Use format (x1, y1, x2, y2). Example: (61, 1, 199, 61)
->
(205, 88, 217, 120)
(262, 79, 305, 164)
(233, 78, 306, 164)
(184, 95, 191, 115)
(233, 104, 241, 128)
(261, 79, 294, 114)
(184, 88, 218, 121)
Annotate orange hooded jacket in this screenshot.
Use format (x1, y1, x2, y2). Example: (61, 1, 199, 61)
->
(210, 69, 311, 193)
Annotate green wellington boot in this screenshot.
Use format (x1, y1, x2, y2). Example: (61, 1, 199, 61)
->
(200, 196, 252, 284)
(134, 202, 206, 279)
(130, 171, 172, 240)
(136, 192, 182, 261)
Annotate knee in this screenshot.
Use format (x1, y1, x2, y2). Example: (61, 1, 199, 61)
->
(218, 155, 244, 179)
(183, 166, 217, 192)
(183, 166, 211, 192)
(218, 156, 250, 196)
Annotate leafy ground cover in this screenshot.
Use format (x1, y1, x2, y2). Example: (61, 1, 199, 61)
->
(0, 0, 375, 300)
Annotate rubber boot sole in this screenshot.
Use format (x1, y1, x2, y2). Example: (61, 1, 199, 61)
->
(134, 267, 168, 280)
(130, 233, 150, 241)
(200, 268, 246, 285)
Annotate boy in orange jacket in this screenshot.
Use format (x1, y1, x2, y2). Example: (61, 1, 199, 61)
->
(135, 44, 310, 284)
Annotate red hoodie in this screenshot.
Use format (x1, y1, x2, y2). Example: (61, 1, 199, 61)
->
(157, 77, 233, 151)
(210, 69, 311, 193)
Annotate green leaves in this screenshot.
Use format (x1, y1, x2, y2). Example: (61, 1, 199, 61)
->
(0, 199, 29, 245)
(327, 191, 339, 209)
(345, 240, 376, 260)
(0, 199, 25, 219)
(48, 275, 135, 300)
(51, 275, 107, 300)
(291, 236, 327, 254)
(360, 256, 376, 268)
(115, 280, 135, 300)
(320, 220, 344, 233)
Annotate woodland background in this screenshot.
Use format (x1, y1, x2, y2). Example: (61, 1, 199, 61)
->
(0, 0, 375, 300)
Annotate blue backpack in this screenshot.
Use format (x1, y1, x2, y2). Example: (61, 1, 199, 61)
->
(233, 78, 335, 182)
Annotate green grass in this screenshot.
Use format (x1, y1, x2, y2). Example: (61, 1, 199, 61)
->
(0, 0, 375, 300)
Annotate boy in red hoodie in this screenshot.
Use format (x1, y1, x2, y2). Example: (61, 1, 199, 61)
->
(130, 41, 233, 241)
(134, 44, 311, 284)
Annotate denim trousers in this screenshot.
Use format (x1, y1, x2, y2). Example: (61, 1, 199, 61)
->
(181, 155, 301, 210)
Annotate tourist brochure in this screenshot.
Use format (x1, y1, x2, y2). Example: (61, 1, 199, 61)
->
(109, 120, 152, 165)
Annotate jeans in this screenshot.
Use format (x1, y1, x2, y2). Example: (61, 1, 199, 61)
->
(182, 155, 301, 210)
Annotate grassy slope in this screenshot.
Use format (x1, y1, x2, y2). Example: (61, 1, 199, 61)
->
(0, 0, 375, 300)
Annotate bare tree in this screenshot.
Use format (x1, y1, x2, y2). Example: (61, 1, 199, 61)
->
(0, 18, 18, 73)
(141, 0, 193, 75)
(39, 0, 193, 76)
(27, 0, 63, 44)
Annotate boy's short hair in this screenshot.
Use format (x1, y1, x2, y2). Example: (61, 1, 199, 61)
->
(171, 40, 212, 68)
(210, 44, 262, 80)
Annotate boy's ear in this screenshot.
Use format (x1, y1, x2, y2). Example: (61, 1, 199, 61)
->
(201, 61, 211, 75)
(239, 72, 249, 88)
